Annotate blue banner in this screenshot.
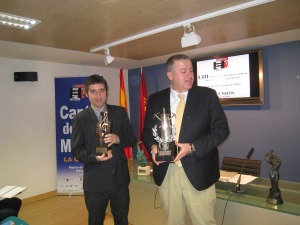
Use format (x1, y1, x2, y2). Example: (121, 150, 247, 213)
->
(55, 77, 89, 194)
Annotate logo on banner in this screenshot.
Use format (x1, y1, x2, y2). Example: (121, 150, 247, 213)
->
(70, 84, 86, 101)
(213, 57, 229, 71)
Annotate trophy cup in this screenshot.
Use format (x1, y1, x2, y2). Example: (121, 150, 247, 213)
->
(96, 112, 111, 156)
(152, 108, 176, 161)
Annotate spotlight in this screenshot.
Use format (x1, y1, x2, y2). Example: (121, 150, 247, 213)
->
(181, 24, 201, 48)
(104, 47, 114, 65)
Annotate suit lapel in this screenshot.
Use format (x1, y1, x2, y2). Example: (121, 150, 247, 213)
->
(106, 104, 114, 115)
(87, 106, 98, 123)
(184, 87, 197, 117)
(161, 88, 171, 114)
(179, 87, 197, 140)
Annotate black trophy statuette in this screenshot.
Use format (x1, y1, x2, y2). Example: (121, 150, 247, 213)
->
(265, 150, 283, 205)
(152, 108, 176, 161)
(96, 112, 111, 156)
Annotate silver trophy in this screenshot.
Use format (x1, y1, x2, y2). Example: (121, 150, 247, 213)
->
(152, 108, 176, 161)
(96, 112, 111, 156)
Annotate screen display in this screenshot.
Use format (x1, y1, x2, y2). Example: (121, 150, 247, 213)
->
(197, 54, 250, 99)
(193, 49, 264, 106)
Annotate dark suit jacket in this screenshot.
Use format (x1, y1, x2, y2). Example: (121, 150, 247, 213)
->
(71, 104, 136, 192)
(142, 86, 229, 191)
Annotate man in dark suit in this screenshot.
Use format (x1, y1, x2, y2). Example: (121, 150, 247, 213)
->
(71, 75, 136, 225)
(142, 54, 229, 225)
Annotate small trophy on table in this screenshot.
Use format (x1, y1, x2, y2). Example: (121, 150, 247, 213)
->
(96, 112, 111, 156)
(265, 150, 283, 205)
(137, 142, 150, 176)
(152, 108, 176, 161)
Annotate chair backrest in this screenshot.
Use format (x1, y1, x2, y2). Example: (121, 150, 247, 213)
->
(221, 156, 262, 177)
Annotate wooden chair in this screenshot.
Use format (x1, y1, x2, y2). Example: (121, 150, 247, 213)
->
(221, 156, 262, 177)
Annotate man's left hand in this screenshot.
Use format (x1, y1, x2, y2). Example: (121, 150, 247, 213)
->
(173, 142, 191, 162)
(104, 134, 120, 147)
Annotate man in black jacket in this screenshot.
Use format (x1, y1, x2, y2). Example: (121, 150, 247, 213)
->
(142, 54, 229, 225)
(72, 75, 136, 225)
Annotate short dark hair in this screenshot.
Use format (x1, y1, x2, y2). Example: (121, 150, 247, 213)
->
(166, 54, 191, 72)
(85, 74, 108, 93)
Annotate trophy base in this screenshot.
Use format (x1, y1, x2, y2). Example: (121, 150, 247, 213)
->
(137, 166, 151, 176)
(96, 147, 108, 156)
(156, 142, 177, 162)
(156, 150, 175, 161)
(267, 197, 283, 205)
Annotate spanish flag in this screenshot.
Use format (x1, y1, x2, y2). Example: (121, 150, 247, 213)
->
(119, 69, 132, 158)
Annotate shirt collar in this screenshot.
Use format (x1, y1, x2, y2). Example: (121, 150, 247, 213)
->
(170, 87, 188, 99)
(91, 104, 107, 117)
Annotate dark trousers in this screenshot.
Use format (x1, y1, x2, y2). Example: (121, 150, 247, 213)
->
(84, 186, 129, 225)
(0, 197, 22, 221)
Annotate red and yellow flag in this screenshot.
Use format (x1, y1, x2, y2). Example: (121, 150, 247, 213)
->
(139, 69, 151, 161)
(119, 69, 132, 159)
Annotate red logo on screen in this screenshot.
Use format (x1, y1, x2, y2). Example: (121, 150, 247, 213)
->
(213, 57, 228, 70)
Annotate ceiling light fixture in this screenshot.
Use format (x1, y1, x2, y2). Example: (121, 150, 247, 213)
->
(181, 24, 201, 48)
(90, 0, 274, 53)
(104, 48, 115, 65)
(0, 12, 41, 30)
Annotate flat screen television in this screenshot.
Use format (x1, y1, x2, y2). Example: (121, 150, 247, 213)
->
(192, 49, 264, 106)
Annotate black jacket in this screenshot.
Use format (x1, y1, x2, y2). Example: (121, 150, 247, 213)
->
(71, 105, 136, 192)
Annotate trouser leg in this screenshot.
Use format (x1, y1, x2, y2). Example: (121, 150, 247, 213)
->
(158, 164, 217, 225)
(110, 186, 130, 225)
(84, 190, 108, 225)
(158, 164, 187, 225)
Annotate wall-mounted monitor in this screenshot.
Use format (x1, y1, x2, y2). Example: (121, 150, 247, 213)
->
(192, 49, 264, 106)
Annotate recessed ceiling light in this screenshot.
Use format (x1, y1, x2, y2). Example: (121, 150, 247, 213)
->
(0, 12, 41, 30)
